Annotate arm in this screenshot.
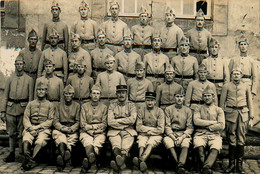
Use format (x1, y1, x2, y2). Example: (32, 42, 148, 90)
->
(147, 80, 154, 92)
(251, 60, 258, 95)
(136, 109, 150, 133)
(117, 103, 137, 125)
(120, 73, 126, 85)
(28, 77, 34, 102)
(53, 105, 63, 131)
(85, 52, 92, 76)
(42, 24, 47, 51)
(39, 103, 54, 129)
(62, 51, 68, 83)
(69, 104, 80, 133)
(149, 108, 165, 135)
(185, 83, 193, 107)
(59, 80, 64, 101)
(37, 53, 44, 78)
(193, 108, 217, 127)
(164, 107, 173, 136)
(80, 105, 93, 132)
(220, 84, 228, 110)
(1, 78, 10, 112)
(246, 85, 254, 119)
(194, 59, 199, 79)
(63, 24, 69, 55)
(23, 103, 32, 130)
(208, 107, 225, 131)
(212, 84, 218, 105)
(183, 109, 194, 137)
(93, 105, 108, 132)
(107, 104, 128, 129)
(156, 86, 161, 107)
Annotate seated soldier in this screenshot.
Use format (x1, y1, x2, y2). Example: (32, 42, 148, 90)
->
(133, 92, 165, 172)
(52, 85, 80, 171)
(107, 85, 137, 173)
(80, 85, 107, 173)
(193, 85, 225, 174)
(163, 88, 193, 173)
(21, 81, 54, 171)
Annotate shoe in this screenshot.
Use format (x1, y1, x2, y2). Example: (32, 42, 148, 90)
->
(82, 158, 89, 170)
(202, 167, 213, 174)
(3, 152, 15, 162)
(140, 161, 147, 172)
(64, 150, 71, 161)
(110, 160, 119, 172)
(177, 167, 186, 174)
(56, 155, 64, 166)
(116, 155, 124, 166)
(88, 153, 96, 164)
(88, 163, 98, 173)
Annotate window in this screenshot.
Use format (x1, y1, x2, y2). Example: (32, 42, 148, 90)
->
(1, 0, 4, 14)
(167, 0, 212, 19)
(107, 0, 152, 17)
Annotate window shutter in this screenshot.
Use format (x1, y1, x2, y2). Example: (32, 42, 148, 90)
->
(212, 0, 228, 36)
(3, 0, 19, 28)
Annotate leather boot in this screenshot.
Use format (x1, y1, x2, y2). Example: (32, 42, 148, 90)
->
(225, 145, 236, 173)
(32, 144, 42, 159)
(4, 151, 15, 162)
(202, 149, 218, 174)
(236, 145, 245, 174)
(197, 146, 205, 167)
(140, 145, 152, 162)
(116, 154, 126, 170)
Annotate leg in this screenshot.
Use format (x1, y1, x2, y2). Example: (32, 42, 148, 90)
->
(202, 148, 218, 174)
(197, 146, 205, 166)
(163, 136, 178, 163)
(21, 141, 32, 171)
(109, 135, 122, 172)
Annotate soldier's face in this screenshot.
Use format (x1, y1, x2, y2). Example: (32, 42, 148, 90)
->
(196, 17, 205, 28)
(232, 71, 242, 81)
(140, 13, 149, 25)
(117, 90, 127, 102)
(110, 5, 120, 18)
(91, 90, 101, 102)
(105, 61, 115, 71)
(37, 88, 47, 98)
(28, 36, 38, 48)
(64, 92, 74, 103)
(209, 45, 219, 56)
(50, 36, 59, 46)
(165, 13, 175, 24)
(97, 34, 106, 46)
(153, 38, 161, 49)
(198, 70, 208, 81)
(45, 64, 55, 74)
(71, 39, 81, 49)
(165, 72, 175, 82)
(175, 94, 184, 105)
(239, 42, 248, 53)
(124, 38, 132, 49)
(180, 43, 190, 54)
(203, 93, 214, 105)
(51, 7, 60, 18)
(77, 64, 86, 75)
(135, 69, 145, 78)
(79, 7, 88, 18)
(146, 98, 156, 109)
(15, 61, 24, 72)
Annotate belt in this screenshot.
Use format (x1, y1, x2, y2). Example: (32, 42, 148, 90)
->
(208, 79, 224, 83)
(132, 45, 152, 49)
(242, 75, 251, 79)
(93, 67, 106, 72)
(190, 100, 204, 104)
(175, 74, 194, 79)
(8, 99, 29, 103)
(129, 99, 145, 103)
(48, 99, 60, 102)
(172, 128, 185, 132)
(189, 49, 207, 54)
(74, 97, 90, 101)
(146, 74, 165, 78)
(24, 71, 37, 74)
(68, 70, 74, 74)
(106, 42, 123, 46)
(161, 48, 177, 52)
(54, 68, 63, 72)
(81, 39, 94, 44)
(160, 103, 173, 106)
(119, 71, 135, 78)
(226, 106, 246, 110)
(46, 40, 64, 44)
(100, 97, 117, 100)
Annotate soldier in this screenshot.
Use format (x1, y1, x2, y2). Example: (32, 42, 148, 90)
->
(160, 6, 184, 62)
(163, 88, 193, 174)
(100, 1, 129, 54)
(17, 29, 41, 84)
(95, 55, 126, 107)
(68, 32, 92, 77)
(42, 1, 69, 54)
(220, 65, 254, 173)
(35, 59, 64, 105)
(131, 5, 153, 59)
(186, 9, 212, 65)
(21, 81, 54, 171)
(193, 85, 225, 174)
(67, 59, 94, 105)
(80, 85, 107, 173)
(90, 29, 114, 81)
(156, 65, 183, 110)
(0, 56, 33, 162)
(201, 38, 229, 102)
(127, 62, 154, 111)
(38, 28, 68, 84)
(107, 85, 137, 172)
(228, 35, 257, 99)
(52, 85, 80, 171)
(144, 33, 169, 90)
(171, 36, 198, 92)
(185, 64, 217, 112)
(115, 32, 141, 81)
(71, 0, 98, 52)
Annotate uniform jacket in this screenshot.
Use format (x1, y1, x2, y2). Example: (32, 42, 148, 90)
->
(71, 18, 98, 40)
(171, 55, 198, 78)
(91, 46, 114, 70)
(144, 51, 169, 75)
(160, 24, 184, 49)
(186, 28, 212, 51)
(131, 24, 154, 45)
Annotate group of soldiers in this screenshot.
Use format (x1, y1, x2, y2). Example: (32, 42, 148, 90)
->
(0, 0, 258, 174)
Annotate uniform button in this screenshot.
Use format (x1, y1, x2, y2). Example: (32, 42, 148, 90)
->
(213, 70, 215, 71)
(213, 64, 215, 66)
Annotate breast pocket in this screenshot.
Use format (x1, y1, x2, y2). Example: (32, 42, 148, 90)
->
(20, 102, 28, 108)
(7, 101, 14, 107)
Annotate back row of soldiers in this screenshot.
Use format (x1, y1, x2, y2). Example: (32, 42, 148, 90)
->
(0, 1, 257, 174)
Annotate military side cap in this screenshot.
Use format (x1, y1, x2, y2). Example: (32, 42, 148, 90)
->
(15, 56, 25, 63)
(237, 35, 248, 45)
(36, 81, 48, 89)
(91, 85, 102, 92)
(209, 38, 219, 47)
(198, 64, 207, 71)
(49, 28, 59, 37)
(135, 62, 145, 70)
(28, 29, 38, 38)
(152, 32, 161, 39)
(116, 85, 127, 91)
(231, 62, 243, 73)
(165, 6, 175, 15)
(97, 28, 106, 37)
(43, 59, 55, 66)
(51, 0, 59, 8)
(140, 5, 149, 15)
(123, 29, 133, 40)
(71, 32, 80, 40)
(145, 92, 156, 99)
(165, 64, 174, 72)
(79, 0, 88, 9)
(76, 59, 87, 66)
(196, 8, 205, 18)
(64, 84, 75, 93)
(202, 85, 214, 95)
(180, 36, 189, 45)
(174, 88, 185, 96)
(105, 54, 115, 63)
(110, 1, 119, 8)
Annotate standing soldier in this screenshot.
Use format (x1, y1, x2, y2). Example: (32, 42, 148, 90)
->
(95, 55, 126, 106)
(100, 1, 129, 54)
(156, 65, 183, 110)
(21, 81, 54, 171)
(68, 32, 92, 77)
(220, 65, 254, 174)
(67, 59, 94, 105)
(80, 85, 107, 173)
(131, 5, 153, 59)
(90, 29, 114, 81)
(171, 36, 198, 92)
(186, 9, 212, 65)
(228, 35, 257, 99)
(201, 38, 229, 102)
(133, 92, 165, 173)
(144, 33, 169, 90)
(115, 33, 141, 81)
(38, 29, 68, 84)
(193, 85, 225, 174)
(107, 85, 137, 172)
(71, 0, 98, 52)
(35, 59, 64, 105)
(0, 56, 33, 162)
(163, 88, 193, 174)
(52, 85, 80, 171)
(42, 1, 69, 54)
(160, 6, 184, 62)
(127, 62, 154, 111)
(185, 64, 217, 112)
(17, 29, 41, 84)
